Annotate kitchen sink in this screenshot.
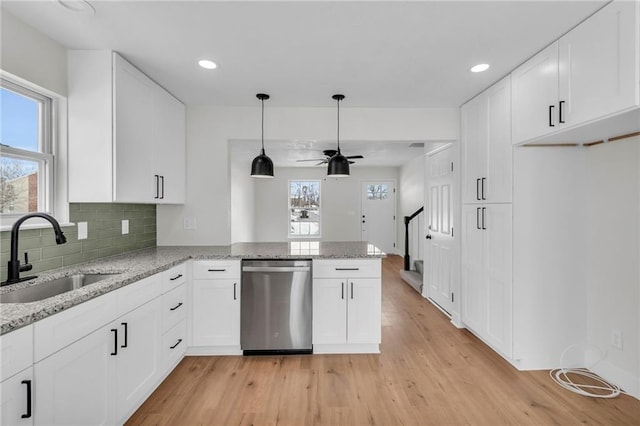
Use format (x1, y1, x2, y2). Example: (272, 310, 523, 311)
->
(0, 273, 120, 304)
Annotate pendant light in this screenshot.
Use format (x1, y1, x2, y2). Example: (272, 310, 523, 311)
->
(251, 93, 274, 178)
(327, 94, 350, 177)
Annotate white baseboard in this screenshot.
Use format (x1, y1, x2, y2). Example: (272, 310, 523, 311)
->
(587, 356, 640, 400)
(313, 343, 380, 354)
(187, 345, 242, 356)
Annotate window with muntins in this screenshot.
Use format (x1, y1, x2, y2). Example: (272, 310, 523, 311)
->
(0, 78, 53, 215)
(289, 180, 321, 237)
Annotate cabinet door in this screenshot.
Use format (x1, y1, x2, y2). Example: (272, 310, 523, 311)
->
(485, 76, 512, 203)
(484, 204, 513, 357)
(461, 205, 485, 333)
(35, 328, 115, 426)
(191, 279, 240, 346)
(154, 86, 185, 204)
(346, 278, 381, 344)
(113, 53, 155, 203)
(461, 95, 486, 204)
(1, 369, 34, 426)
(511, 42, 560, 144)
(559, 0, 639, 126)
(312, 278, 347, 344)
(114, 297, 162, 423)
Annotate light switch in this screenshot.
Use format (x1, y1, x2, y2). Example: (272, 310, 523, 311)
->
(122, 219, 129, 235)
(78, 222, 88, 240)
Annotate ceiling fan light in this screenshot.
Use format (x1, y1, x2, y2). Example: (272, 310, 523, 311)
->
(251, 148, 274, 178)
(327, 152, 350, 177)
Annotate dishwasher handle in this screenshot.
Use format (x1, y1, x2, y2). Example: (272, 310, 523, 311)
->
(242, 266, 311, 273)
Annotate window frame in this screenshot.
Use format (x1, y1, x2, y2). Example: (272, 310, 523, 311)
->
(288, 179, 322, 239)
(0, 75, 61, 228)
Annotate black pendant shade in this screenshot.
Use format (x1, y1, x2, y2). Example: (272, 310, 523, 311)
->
(328, 94, 350, 177)
(251, 93, 274, 178)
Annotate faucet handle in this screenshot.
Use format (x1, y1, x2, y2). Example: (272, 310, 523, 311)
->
(19, 252, 33, 272)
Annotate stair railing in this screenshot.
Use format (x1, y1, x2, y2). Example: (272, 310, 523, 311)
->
(404, 206, 424, 271)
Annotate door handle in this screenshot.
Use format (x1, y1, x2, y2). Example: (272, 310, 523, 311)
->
(350, 282, 354, 299)
(481, 178, 486, 201)
(426, 235, 432, 239)
(341, 282, 344, 300)
(233, 282, 237, 300)
(482, 207, 487, 230)
(160, 175, 165, 199)
(170, 302, 183, 311)
(559, 101, 565, 124)
(21, 380, 32, 419)
(170, 274, 183, 281)
(110, 328, 118, 356)
(548, 105, 555, 127)
(121, 322, 128, 348)
(476, 207, 481, 230)
(170, 339, 183, 349)
(154, 175, 160, 199)
(476, 178, 481, 200)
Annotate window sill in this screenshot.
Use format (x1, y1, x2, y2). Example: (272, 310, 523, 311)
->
(0, 221, 74, 232)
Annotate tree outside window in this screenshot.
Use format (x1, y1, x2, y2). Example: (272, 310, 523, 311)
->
(289, 180, 320, 237)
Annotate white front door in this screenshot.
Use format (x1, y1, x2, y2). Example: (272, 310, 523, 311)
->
(361, 181, 396, 254)
(424, 145, 457, 315)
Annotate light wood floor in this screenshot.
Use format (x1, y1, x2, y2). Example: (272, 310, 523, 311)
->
(127, 255, 639, 425)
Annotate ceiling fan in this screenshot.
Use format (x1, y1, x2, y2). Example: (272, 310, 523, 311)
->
(296, 149, 364, 166)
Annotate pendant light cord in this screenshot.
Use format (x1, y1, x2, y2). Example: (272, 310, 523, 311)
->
(261, 97, 265, 152)
(336, 96, 341, 152)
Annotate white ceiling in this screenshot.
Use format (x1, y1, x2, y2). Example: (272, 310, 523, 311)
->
(2, 0, 608, 168)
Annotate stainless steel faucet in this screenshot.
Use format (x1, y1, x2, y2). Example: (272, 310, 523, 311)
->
(2, 213, 67, 286)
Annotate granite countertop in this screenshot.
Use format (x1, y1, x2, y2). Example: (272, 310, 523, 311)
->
(0, 242, 384, 335)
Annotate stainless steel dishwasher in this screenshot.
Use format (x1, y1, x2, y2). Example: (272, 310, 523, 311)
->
(241, 259, 312, 355)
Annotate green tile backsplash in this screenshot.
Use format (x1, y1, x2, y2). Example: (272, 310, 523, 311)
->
(1, 203, 156, 282)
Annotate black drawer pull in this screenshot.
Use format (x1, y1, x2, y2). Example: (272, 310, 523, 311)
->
(548, 105, 555, 127)
(170, 274, 183, 281)
(170, 339, 183, 349)
(335, 268, 360, 271)
(208, 269, 226, 272)
(121, 322, 128, 348)
(21, 380, 32, 419)
(170, 302, 183, 311)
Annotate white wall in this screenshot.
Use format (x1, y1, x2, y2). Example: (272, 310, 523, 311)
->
(239, 166, 398, 243)
(398, 153, 425, 258)
(1, 10, 67, 95)
(157, 105, 459, 245)
(512, 146, 587, 369)
(585, 136, 639, 398)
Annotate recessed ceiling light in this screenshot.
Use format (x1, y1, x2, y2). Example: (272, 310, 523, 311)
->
(470, 63, 490, 73)
(198, 60, 218, 70)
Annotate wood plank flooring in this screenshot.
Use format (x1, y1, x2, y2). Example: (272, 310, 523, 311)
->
(127, 255, 639, 425)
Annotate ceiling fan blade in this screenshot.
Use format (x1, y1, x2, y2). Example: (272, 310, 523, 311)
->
(315, 161, 327, 166)
(345, 155, 364, 159)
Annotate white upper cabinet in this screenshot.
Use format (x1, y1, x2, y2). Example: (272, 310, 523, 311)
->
(68, 51, 186, 204)
(511, 0, 639, 145)
(462, 76, 512, 204)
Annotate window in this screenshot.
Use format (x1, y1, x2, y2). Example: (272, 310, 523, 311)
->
(289, 180, 320, 237)
(0, 78, 53, 215)
(367, 184, 389, 200)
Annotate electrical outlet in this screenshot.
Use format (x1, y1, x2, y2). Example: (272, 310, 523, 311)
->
(122, 219, 129, 235)
(611, 330, 623, 350)
(77, 222, 88, 240)
(183, 217, 197, 230)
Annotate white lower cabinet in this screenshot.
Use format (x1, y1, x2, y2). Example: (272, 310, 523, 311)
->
(312, 259, 382, 354)
(1, 367, 34, 426)
(189, 260, 241, 354)
(461, 204, 513, 358)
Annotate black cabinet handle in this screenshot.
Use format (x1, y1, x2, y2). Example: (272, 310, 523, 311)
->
(335, 267, 359, 271)
(350, 282, 354, 299)
(154, 175, 160, 199)
(559, 101, 565, 123)
(170, 274, 183, 281)
(21, 380, 32, 419)
(170, 302, 183, 311)
(481, 178, 486, 200)
(341, 282, 344, 300)
(170, 339, 183, 349)
(110, 329, 118, 356)
(476, 178, 481, 200)
(208, 269, 226, 272)
(160, 175, 165, 199)
(476, 208, 481, 230)
(121, 322, 128, 348)
(233, 283, 237, 300)
(482, 207, 487, 230)
(548, 105, 555, 127)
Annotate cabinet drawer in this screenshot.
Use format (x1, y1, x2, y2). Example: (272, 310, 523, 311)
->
(162, 284, 187, 332)
(313, 259, 381, 279)
(162, 263, 187, 293)
(192, 260, 240, 279)
(115, 274, 161, 318)
(1, 325, 33, 382)
(35, 290, 116, 362)
(162, 319, 186, 371)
